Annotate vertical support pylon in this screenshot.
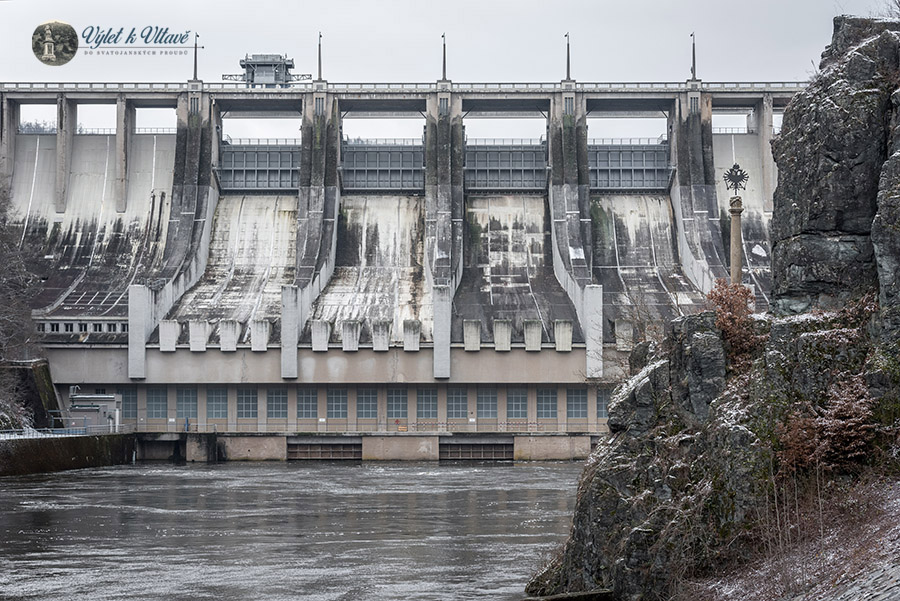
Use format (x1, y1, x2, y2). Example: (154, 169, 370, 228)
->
(115, 95, 134, 213)
(0, 95, 18, 198)
(55, 94, 75, 213)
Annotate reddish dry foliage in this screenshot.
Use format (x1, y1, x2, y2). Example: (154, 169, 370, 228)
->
(706, 278, 759, 359)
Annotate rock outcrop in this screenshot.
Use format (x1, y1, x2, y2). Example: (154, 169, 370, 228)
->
(772, 16, 900, 318)
(530, 16, 900, 601)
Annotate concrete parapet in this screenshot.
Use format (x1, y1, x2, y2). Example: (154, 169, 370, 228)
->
(342, 320, 360, 352)
(463, 319, 481, 351)
(311, 320, 331, 351)
(159, 320, 180, 352)
(188, 320, 209, 351)
(554, 320, 573, 352)
(219, 320, 239, 352)
(250, 319, 270, 352)
(493, 319, 511, 351)
(404, 320, 421, 351)
(524, 320, 542, 351)
(372, 320, 391, 351)
(361, 435, 439, 461)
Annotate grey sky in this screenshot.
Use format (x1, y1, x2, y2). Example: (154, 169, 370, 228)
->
(1, 0, 890, 137)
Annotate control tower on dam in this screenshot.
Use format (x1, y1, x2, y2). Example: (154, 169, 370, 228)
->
(0, 72, 802, 460)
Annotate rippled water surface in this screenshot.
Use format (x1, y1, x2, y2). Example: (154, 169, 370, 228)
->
(0, 461, 583, 600)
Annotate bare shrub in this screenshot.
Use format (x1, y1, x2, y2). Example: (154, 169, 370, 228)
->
(706, 278, 760, 361)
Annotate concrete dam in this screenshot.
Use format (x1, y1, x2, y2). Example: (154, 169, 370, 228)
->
(0, 74, 800, 460)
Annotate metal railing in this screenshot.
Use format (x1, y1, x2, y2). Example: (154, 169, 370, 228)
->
(1, 80, 809, 95)
(466, 137, 545, 146)
(136, 127, 176, 134)
(711, 127, 757, 135)
(0, 424, 136, 439)
(223, 136, 302, 145)
(343, 137, 423, 146)
(75, 128, 116, 135)
(588, 136, 668, 145)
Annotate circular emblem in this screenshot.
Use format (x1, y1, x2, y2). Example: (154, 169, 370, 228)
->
(32, 21, 78, 66)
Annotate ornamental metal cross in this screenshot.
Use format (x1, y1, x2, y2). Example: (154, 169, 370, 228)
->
(723, 163, 749, 195)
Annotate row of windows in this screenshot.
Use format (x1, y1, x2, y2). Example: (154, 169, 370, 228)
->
(38, 321, 128, 334)
(118, 386, 612, 421)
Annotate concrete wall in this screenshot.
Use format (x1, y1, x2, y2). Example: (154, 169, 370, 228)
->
(0, 434, 135, 476)
(513, 434, 592, 461)
(219, 434, 287, 461)
(45, 346, 599, 384)
(362, 435, 439, 460)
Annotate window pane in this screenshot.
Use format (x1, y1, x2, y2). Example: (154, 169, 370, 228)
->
(536, 388, 557, 419)
(447, 387, 468, 419)
(176, 388, 198, 419)
(477, 388, 497, 418)
(357, 388, 377, 419)
(417, 388, 437, 419)
(387, 387, 407, 419)
(567, 388, 587, 419)
(146, 387, 168, 419)
(506, 387, 527, 419)
(207, 387, 228, 419)
(297, 388, 317, 419)
(327, 388, 347, 419)
(237, 388, 258, 419)
(267, 387, 288, 419)
(118, 387, 137, 419)
(597, 387, 611, 419)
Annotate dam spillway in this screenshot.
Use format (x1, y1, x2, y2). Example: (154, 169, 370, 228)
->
(0, 77, 798, 456)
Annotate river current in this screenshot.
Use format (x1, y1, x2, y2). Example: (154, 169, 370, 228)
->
(0, 461, 583, 600)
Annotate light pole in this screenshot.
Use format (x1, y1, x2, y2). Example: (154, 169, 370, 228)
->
(723, 164, 749, 285)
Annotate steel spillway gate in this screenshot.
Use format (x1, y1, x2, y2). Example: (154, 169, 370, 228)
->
(340, 138, 425, 192)
(587, 142, 671, 191)
(218, 142, 301, 191)
(464, 139, 548, 191)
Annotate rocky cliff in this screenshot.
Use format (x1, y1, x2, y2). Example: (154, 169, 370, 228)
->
(528, 16, 900, 601)
(772, 16, 900, 335)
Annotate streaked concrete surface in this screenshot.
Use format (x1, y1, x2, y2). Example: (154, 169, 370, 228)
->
(307, 194, 433, 343)
(592, 194, 706, 343)
(453, 195, 581, 344)
(168, 194, 298, 343)
(11, 134, 175, 318)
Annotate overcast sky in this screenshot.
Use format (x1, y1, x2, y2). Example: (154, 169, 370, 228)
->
(0, 0, 891, 138)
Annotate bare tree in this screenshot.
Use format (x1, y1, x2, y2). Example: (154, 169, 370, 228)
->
(0, 188, 40, 428)
(881, 0, 900, 17)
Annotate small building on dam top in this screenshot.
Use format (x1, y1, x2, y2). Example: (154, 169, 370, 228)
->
(0, 56, 802, 460)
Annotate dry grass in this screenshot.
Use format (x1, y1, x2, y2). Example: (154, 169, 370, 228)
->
(673, 474, 900, 601)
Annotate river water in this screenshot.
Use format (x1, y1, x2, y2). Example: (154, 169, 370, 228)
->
(0, 461, 583, 600)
